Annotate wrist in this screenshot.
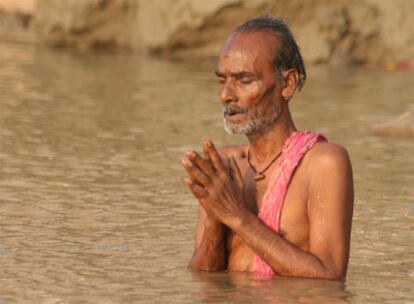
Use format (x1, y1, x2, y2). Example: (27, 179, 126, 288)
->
(204, 216, 226, 237)
(225, 207, 253, 231)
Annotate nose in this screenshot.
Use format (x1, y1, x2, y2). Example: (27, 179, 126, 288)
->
(219, 80, 237, 104)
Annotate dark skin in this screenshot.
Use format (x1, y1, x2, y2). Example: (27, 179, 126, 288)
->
(183, 31, 354, 280)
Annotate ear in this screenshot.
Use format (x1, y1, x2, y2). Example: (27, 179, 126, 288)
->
(281, 69, 299, 101)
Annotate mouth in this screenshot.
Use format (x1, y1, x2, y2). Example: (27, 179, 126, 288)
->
(223, 106, 248, 119)
(224, 112, 245, 121)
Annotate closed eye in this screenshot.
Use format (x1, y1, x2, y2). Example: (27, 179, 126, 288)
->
(215, 71, 226, 84)
(238, 76, 253, 84)
(233, 72, 255, 84)
(218, 77, 226, 84)
(215, 71, 255, 84)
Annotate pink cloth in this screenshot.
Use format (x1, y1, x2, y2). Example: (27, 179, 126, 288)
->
(252, 131, 327, 277)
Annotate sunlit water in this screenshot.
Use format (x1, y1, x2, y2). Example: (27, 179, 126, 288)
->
(0, 41, 413, 303)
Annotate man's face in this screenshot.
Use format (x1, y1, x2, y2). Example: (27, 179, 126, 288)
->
(216, 31, 283, 135)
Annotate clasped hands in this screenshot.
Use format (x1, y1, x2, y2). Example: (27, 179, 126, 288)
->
(182, 140, 248, 227)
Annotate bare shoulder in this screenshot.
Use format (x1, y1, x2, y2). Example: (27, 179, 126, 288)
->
(306, 142, 352, 172)
(304, 142, 354, 201)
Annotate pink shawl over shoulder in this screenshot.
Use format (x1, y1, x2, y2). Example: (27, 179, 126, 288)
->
(253, 131, 327, 277)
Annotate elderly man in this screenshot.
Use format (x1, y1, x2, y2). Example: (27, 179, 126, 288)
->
(182, 16, 354, 279)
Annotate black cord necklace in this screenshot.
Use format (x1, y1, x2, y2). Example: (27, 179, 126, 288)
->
(247, 149, 282, 181)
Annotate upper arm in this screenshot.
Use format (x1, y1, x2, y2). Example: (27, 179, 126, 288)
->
(307, 143, 354, 278)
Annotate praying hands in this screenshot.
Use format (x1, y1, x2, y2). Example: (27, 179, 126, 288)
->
(182, 140, 249, 228)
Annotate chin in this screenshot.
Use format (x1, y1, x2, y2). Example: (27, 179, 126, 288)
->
(224, 115, 279, 136)
(224, 120, 252, 135)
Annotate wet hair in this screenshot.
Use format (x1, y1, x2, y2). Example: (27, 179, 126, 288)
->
(233, 16, 306, 91)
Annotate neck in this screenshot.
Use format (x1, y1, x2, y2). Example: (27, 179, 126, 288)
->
(247, 111, 296, 164)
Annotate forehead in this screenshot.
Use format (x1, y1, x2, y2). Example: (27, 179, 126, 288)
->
(217, 31, 279, 73)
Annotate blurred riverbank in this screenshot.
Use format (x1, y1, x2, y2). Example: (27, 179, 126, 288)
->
(1, 0, 414, 66)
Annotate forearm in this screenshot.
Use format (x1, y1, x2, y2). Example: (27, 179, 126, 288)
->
(188, 221, 227, 271)
(229, 211, 342, 279)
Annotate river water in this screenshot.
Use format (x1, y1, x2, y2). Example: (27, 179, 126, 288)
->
(0, 40, 413, 303)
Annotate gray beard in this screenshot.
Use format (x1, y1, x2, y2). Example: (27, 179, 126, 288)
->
(224, 102, 282, 136)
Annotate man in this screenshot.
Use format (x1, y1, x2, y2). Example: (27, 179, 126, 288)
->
(182, 16, 354, 279)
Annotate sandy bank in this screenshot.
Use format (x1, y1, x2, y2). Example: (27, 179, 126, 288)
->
(0, 0, 413, 66)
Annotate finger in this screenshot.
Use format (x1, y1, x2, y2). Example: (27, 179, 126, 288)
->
(230, 157, 244, 189)
(224, 155, 232, 176)
(182, 159, 210, 186)
(202, 143, 210, 161)
(202, 143, 216, 175)
(185, 150, 215, 178)
(204, 140, 225, 173)
(184, 177, 208, 198)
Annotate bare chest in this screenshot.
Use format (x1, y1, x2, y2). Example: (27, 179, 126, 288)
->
(227, 161, 310, 271)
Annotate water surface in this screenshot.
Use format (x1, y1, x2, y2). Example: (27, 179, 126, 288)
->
(0, 41, 413, 303)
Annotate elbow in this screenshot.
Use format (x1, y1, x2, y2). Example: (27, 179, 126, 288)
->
(188, 260, 226, 272)
(187, 260, 198, 271)
(323, 273, 345, 281)
(188, 265, 226, 272)
(320, 269, 346, 281)
(317, 257, 348, 280)
(187, 259, 208, 271)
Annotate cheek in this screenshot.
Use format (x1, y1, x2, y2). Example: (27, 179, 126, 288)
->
(236, 82, 263, 105)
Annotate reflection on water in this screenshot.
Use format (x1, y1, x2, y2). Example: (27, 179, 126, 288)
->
(0, 41, 413, 303)
(192, 271, 352, 303)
